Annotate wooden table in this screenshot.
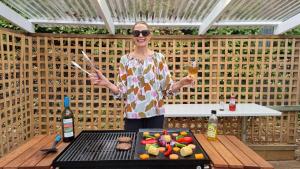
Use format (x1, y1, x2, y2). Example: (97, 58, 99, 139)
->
(0, 134, 274, 169)
(195, 134, 274, 169)
(0, 135, 68, 169)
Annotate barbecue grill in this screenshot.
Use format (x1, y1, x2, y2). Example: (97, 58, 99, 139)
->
(52, 129, 210, 169)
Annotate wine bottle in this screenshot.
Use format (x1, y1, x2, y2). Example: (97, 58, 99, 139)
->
(62, 96, 75, 142)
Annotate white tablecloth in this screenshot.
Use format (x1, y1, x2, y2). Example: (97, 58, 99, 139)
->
(164, 103, 281, 117)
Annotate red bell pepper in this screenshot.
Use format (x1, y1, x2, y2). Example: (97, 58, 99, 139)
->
(164, 144, 172, 156)
(176, 137, 193, 144)
(141, 138, 157, 145)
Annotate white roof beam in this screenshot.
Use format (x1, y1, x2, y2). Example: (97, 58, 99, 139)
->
(215, 21, 281, 26)
(30, 19, 105, 26)
(274, 13, 300, 35)
(0, 2, 35, 33)
(30, 19, 282, 28)
(198, 0, 232, 35)
(94, 0, 115, 34)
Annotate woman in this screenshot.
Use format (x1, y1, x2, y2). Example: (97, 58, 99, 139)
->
(89, 21, 194, 131)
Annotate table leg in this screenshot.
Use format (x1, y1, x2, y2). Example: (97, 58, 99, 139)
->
(163, 117, 168, 129)
(241, 116, 247, 142)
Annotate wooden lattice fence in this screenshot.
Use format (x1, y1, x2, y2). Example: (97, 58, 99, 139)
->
(0, 28, 299, 156)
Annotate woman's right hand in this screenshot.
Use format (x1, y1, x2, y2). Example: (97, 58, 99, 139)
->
(89, 70, 111, 87)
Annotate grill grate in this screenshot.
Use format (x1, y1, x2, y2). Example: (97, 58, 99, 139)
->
(56, 131, 136, 162)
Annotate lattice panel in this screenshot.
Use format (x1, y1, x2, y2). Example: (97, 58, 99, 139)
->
(30, 35, 300, 136)
(155, 38, 300, 105)
(0, 30, 33, 157)
(31, 37, 133, 135)
(247, 111, 299, 144)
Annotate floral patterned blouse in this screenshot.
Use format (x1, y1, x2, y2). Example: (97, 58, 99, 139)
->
(113, 52, 175, 119)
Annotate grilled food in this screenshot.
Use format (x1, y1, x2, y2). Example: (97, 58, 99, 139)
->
(180, 146, 193, 157)
(117, 136, 132, 143)
(116, 143, 131, 150)
(147, 145, 159, 156)
(169, 154, 179, 160)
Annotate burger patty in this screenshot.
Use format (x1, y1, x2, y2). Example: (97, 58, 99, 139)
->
(117, 136, 132, 143)
(116, 143, 131, 150)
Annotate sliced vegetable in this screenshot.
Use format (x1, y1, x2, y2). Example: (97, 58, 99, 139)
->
(141, 138, 157, 145)
(145, 143, 159, 150)
(148, 145, 159, 156)
(177, 137, 193, 144)
(161, 135, 172, 143)
(180, 146, 193, 157)
(170, 140, 176, 147)
(187, 144, 196, 149)
(158, 147, 166, 153)
(169, 154, 179, 160)
(154, 133, 160, 138)
(162, 130, 168, 135)
(175, 142, 186, 148)
(158, 139, 166, 147)
(195, 153, 204, 159)
(164, 144, 172, 157)
(173, 147, 180, 152)
(175, 135, 184, 141)
(139, 153, 149, 160)
(144, 135, 156, 139)
(172, 133, 178, 137)
(143, 132, 150, 137)
(180, 131, 188, 136)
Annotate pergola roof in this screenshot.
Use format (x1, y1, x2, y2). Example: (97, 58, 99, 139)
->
(1, 0, 300, 35)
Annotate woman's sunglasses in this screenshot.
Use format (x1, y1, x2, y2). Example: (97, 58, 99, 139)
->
(132, 30, 150, 37)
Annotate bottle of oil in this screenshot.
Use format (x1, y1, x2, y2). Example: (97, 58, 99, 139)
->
(207, 110, 218, 141)
(62, 96, 75, 142)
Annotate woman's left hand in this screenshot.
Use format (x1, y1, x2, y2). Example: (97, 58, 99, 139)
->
(180, 76, 195, 87)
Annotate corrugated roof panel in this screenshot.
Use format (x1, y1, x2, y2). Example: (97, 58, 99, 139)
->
(218, 0, 300, 22)
(105, 0, 219, 24)
(1, 0, 103, 21)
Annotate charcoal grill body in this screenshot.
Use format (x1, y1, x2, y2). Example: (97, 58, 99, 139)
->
(53, 129, 210, 169)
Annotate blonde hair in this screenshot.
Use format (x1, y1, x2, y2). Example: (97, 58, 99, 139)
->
(132, 21, 151, 31)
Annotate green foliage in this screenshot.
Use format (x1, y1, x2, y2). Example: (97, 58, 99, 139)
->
(0, 18, 20, 30)
(1, 17, 300, 35)
(35, 26, 109, 34)
(206, 27, 261, 35)
(284, 26, 300, 35)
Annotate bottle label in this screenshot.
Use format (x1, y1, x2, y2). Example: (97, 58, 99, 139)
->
(207, 123, 217, 138)
(63, 118, 74, 138)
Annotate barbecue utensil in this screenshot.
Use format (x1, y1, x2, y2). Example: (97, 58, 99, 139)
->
(81, 50, 101, 78)
(81, 51, 97, 70)
(40, 134, 61, 154)
(71, 61, 91, 75)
